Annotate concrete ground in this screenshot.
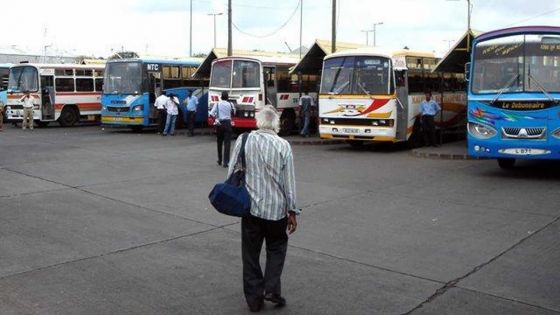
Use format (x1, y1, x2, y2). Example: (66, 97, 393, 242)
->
(0, 124, 559, 315)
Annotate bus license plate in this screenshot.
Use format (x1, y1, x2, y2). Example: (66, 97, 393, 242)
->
(343, 128, 360, 134)
(499, 148, 550, 156)
(112, 117, 124, 121)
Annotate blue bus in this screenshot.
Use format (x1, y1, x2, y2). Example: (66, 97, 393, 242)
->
(0, 64, 10, 118)
(101, 58, 208, 130)
(468, 26, 560, 168)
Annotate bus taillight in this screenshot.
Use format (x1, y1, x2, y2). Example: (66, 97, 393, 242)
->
(258, 93, 263, 101)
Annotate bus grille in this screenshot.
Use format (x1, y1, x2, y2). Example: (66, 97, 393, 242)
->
(107, 106, 130, 113)
(502, 127, 546, 139)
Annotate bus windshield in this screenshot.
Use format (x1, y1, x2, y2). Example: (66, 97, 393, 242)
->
(210, 59, 261, 89)
(321, 56, 392, 95)
(8, 66, 38, 92)
(472, 34, 560, 94)
(104, 61, 143, 94)
(232, 60, 260, 88)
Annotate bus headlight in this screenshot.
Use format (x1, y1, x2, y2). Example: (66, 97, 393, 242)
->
(132, 105, 143, 112)
(552, 128, 560, 139)
(468, 122, 497, 139)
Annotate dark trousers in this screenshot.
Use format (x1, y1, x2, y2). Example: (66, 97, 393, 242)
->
(216, 120, 233, 165)
(422, 115, 437, 146)
(242, 215, 288, 306)
(158, 109, 167, 133)
(187, 111, 196, 135)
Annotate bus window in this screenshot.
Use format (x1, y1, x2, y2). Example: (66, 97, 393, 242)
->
(407, 71, 424, 93)
(210, 60, 232, 89)
(163, 65, 182, 88)
(95, 78, 103, 92)
(94, 69, 104, 77)
(8, 66, 39, 92)
(76, 78, 94, 92)
(232, 60, 260, 88)
(56, 78, 75, 92)
(276, 66, 291, 92)
(0, 68, 9, 91)
(76, 69, 93, 76)
(55, 69, 74, 76)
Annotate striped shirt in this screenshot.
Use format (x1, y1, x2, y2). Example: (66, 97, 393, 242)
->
(227, 129, 299, 221)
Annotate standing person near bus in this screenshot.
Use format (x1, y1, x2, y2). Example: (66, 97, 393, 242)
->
(163, 94, 179, 136)
(209, 91, 236, 168)
(154, 91, 168, 134)
(20, 91, 35, 130)
(0, 102, 4, 131)
(299, 91, 314, 137)
(420, 91, 441, 147)
(185, 90, 198, 136)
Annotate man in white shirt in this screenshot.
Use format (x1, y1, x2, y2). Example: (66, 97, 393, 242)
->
(20, 91, 35, 130)
(154, 91, 169, 134)
(163, 94, 179, 136)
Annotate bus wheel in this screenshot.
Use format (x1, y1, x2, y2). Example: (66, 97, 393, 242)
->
(279, 110, 296, 136)
(497, 158, 515, 169)
(58, 106, 79, 127)
(36, 121, 49, 128)
(130, 125, 144, 132)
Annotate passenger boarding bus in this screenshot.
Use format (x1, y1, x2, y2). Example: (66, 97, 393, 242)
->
(318, 48, 466, 146)
(6, 63, 105, 127)
(101, 58, 207, 130)
(208, 56, 319, 134)
(468, 26, 560, 169)
(0, 64, 10, 117)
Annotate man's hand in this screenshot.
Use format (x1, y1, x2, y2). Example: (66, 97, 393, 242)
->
(287, 212, 298, 234)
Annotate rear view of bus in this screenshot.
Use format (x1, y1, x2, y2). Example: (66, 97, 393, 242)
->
(208, 57, 263, 129)
(319, 50, 399, 144)
(468, 26, 560, 168)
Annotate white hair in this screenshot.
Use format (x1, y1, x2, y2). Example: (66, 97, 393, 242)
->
(255, 105, 280, 133)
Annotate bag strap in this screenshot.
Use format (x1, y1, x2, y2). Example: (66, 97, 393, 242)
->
(239, 132, 249, 169)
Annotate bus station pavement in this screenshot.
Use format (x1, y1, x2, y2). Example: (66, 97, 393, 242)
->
(0, 125, 559, 315)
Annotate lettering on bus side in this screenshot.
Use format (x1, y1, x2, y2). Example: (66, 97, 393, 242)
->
(146, 64, 160, 72)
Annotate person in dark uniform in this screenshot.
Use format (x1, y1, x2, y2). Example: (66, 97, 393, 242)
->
(420, 91, 441, 147)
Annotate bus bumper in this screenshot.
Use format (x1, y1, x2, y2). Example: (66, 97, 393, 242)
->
(468, 139, 560, 160)
(101, 116, 144, 125)
(319, 124, 397, 142)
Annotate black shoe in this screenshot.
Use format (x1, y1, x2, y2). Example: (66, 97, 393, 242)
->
(223, 164, 228, 168)
(217, 160, 222, 166)
(264, 293, 286, 307)
(248, 298, 264, 312)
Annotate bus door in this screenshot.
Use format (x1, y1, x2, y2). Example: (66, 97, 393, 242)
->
(395, 70, 409, 141)
(147, 70, 161, 120)
(40, 75, 55, 120)
(263, 66, 276, 106)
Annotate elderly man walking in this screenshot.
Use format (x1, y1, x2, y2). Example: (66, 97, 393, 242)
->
(227, 105, 299, 312)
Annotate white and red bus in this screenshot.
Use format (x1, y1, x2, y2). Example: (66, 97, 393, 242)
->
(208, 56, 319, 134)
(6, 63, 105, 127)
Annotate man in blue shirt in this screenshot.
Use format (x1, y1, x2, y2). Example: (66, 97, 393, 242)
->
(184, 90, 198, 136)
(420, 91, 441, 147)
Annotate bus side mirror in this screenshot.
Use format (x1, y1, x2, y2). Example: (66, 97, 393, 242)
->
(465, 62, 471, 82)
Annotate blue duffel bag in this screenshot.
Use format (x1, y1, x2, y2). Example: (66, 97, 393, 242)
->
(208, 133, 251, 217)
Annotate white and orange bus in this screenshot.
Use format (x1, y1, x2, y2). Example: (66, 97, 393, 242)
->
(208, 55, 319, 134)
(6, 63, 105, 127)
(318, 48, 466, 146)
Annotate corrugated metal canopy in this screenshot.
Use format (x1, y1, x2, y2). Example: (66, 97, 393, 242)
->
(291, 40, 366, 75)
(433, 29, 481, 73)
(193, 48, 299, 79)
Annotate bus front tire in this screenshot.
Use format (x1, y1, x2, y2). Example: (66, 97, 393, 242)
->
(497, 158, 516, 169)
(58, 107, 79, 127)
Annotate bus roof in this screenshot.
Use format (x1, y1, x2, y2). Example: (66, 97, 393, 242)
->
(324, 47, 435, 60)
(106, 58, 203, 67)
(11, 63, 105, 69)
(211, 55, 300, 66)
(0, 63, 12, 68)
(476, 25, 560, 42)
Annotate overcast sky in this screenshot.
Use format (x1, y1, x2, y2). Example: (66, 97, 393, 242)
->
(2, 0, 559, 58)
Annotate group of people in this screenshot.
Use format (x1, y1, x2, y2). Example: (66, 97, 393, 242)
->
(153, 90, 199, 136)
